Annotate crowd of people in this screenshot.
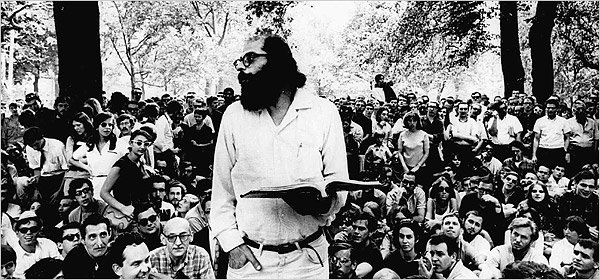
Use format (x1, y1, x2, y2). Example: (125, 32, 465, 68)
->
(0, 32, 599, 279)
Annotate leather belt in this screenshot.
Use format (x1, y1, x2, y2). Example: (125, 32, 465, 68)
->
(243, 228, 323, 254)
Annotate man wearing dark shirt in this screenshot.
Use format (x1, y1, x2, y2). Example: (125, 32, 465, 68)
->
(557, 170, 599, 239)
(63, 215, 116, 279)
(459, 180, 505, 246)
(422, 101, 445, 174)
(134, 203, 164, 251)
(350, 213, 383, 278)
(381, 219, 423, 278)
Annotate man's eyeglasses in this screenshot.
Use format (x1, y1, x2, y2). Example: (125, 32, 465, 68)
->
(62, 233, 81, 242)
(233, 52, 268, 68)
(478, 188, 494, 195)
(18, 226, 40, 234)
(138, 215, 158, 226)
(330, 257, 351, 266)
(74, 187, 92, 196)
(402, 180, 416, 186)
(132, 140, 153, 147)
(164, 233, 191, 243)
(99, 122, 114, 128)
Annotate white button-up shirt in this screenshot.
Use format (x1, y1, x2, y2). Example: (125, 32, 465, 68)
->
(154, 114, 174, 153)
(25, 138, 68, 176)
(4, 229, 61, 279)
(211, 89, 348, 252)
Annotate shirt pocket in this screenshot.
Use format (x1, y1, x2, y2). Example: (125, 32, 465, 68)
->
(296, 137, 323, 181)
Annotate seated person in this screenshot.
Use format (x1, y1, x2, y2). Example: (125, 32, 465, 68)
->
(106, 232, 157, 279)
(349, 213, 384, 278)
(549, 216, 590, 274)
(134, 202, 163, 251)
(563, 238, 599, 279)
(1, 245, 16, 279)
(386, 172, 426, 223)
(4, 211, 61, 279)
(424, 233, 477, 279)
(480, 217, 548, 279)
(502, 261, 563, 279)
(67, 178, 108, 224)
(380, 219, 424, 278)
(329, 242, 358, 279)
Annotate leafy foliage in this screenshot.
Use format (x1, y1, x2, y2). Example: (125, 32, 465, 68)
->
(340, 1, 494, 96)
(1, 1, 57, 86)
(552, 1, 599, 101)
(245, 1, 297, 38)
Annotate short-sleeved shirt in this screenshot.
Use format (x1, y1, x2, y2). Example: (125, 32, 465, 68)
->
(450, 118, 483, 145)
(533, 116, 571, 149)
(382, 250, 419, 278)
(487, 114, 523, 145)
(5, 233, 61, 279)
(111, 155, 145, 206)
(149, 245, 215, 279)
(567, 117, 598, 148)
(386, 186, 426, 217)
(354, 241, 384, 279)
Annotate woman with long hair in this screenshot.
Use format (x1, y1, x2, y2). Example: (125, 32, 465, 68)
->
(100, 129, 154, 221)
(82, 98, 103, 119)
(69, 112, 127, 199)
(65, 112, 94, 161)
(61, 112, 95, 197)
(426, 175, 458, 224)
(517, 182, 559, 235)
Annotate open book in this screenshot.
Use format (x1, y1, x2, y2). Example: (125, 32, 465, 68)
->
(240, 179, 382, 199)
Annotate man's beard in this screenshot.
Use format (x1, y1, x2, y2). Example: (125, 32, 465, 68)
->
(238, 65, 284, 111)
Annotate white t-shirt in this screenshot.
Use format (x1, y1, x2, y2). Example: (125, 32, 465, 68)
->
(533, 116, 571, 149)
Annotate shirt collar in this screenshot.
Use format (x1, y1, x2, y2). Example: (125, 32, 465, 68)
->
(288, 88, 314, 111)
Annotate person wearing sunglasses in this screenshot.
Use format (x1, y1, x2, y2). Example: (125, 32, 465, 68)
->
(134, 203, 163, 251)
(1, 244, 17, 279)
(70, 112, 128, 200)
(100, 129, 155, 228)
(149, 217, 215, 278)
(3, 211, 61, 279)
(57, 222, 81, 259)
(426, 175, 458, 226)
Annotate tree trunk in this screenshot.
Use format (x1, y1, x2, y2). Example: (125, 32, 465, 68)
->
(33, 66, 40, 93)
(500, 1, 525, 98)
(53, 1, 103, 110)
(529, 2, 558, 103)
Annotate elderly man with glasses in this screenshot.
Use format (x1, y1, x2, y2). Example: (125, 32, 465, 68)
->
(149, 217, 214, 278)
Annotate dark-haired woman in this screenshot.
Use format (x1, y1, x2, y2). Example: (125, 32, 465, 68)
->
(397, 112, 430, 187)
(517, 182, 559, 237)
(100, 129, 154, 221)
(426, 176, 458, 224)
(69, 112, 127, 199)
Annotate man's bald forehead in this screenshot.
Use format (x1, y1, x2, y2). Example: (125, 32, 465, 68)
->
(164, 217, 190, 234)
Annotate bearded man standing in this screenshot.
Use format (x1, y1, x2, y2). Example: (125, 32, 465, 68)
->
(211, 34, 348, 278)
